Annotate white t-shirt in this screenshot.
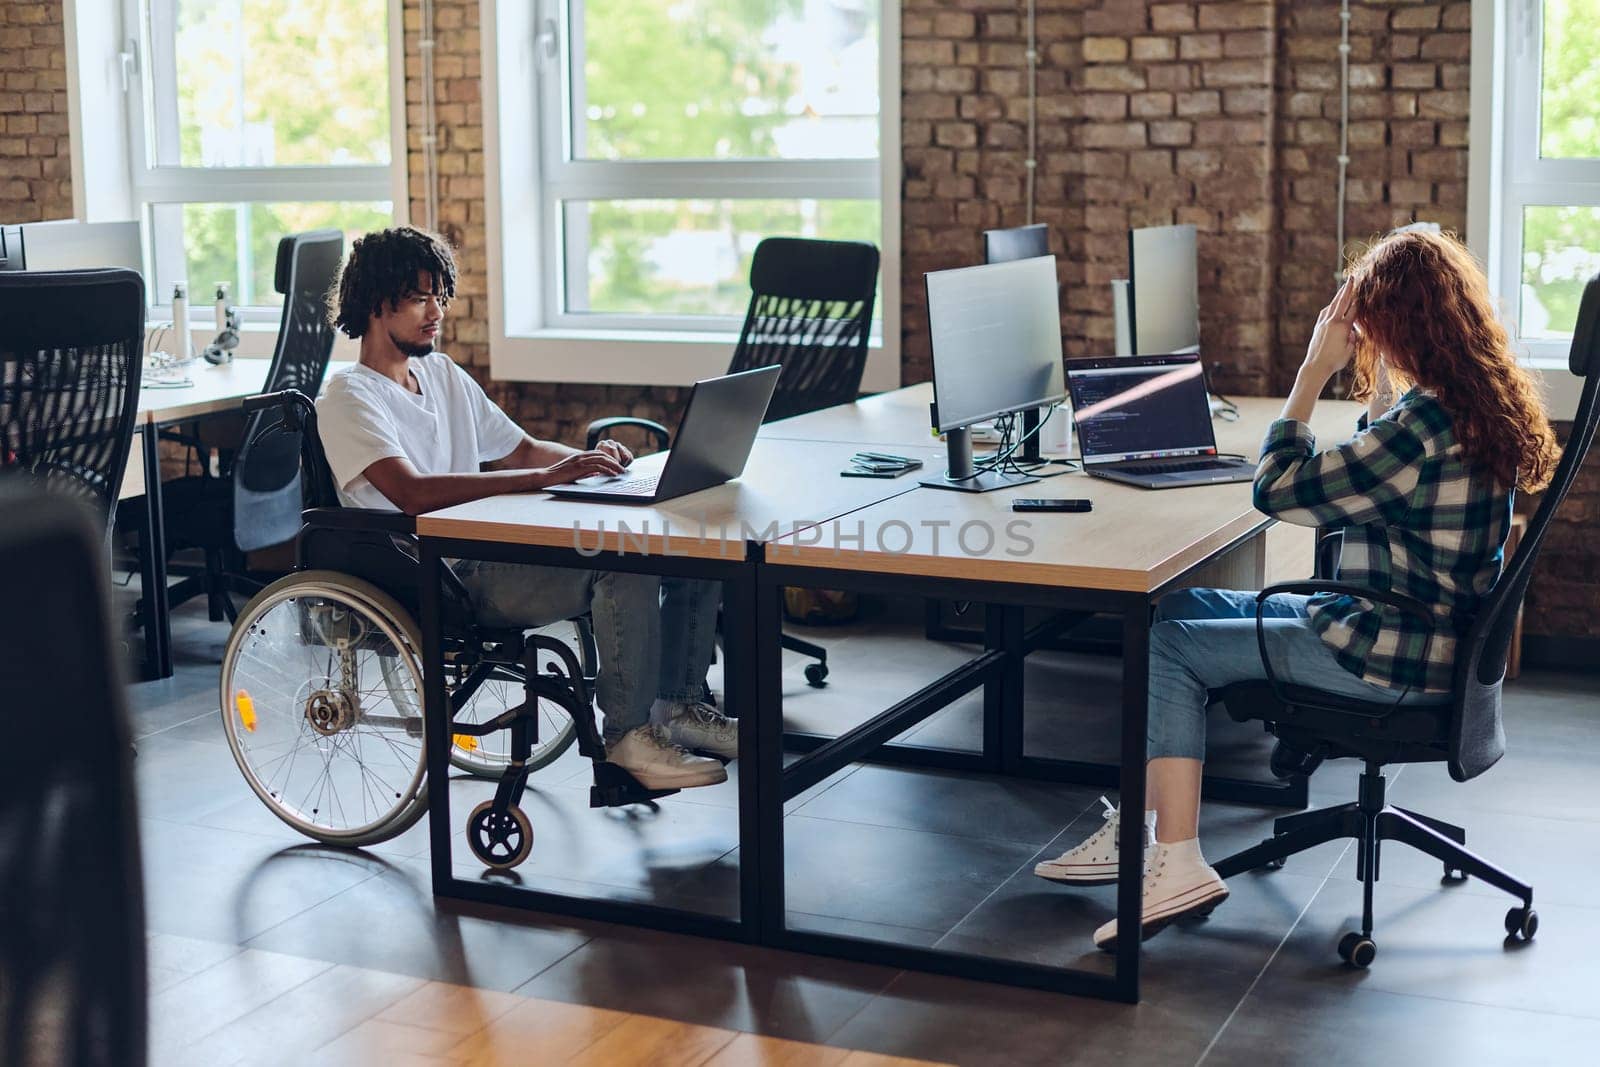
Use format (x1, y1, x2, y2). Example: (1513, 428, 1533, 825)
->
(315, 352, 527, 511)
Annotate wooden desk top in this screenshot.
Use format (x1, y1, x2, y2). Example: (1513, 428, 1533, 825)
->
(138, 358, 353, 425)
(764, 396, 1364, 593)
(416, 438, 945, 560)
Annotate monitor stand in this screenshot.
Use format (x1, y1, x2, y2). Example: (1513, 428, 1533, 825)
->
(920, 426, 1039, 494)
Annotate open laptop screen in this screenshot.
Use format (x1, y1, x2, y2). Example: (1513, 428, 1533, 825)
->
(1067, 356, 1218, 464)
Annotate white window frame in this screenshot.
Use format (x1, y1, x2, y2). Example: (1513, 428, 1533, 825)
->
(1469, 0, 1590, 419)
(482, 0, 901, 389)
(116, 0, 408, 321)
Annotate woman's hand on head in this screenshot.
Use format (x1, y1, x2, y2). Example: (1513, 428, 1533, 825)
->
(1302, 280, 1358, 379)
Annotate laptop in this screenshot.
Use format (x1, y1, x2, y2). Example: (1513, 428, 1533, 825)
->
(1065, 354, 1256, 489)
(546, 364, 781, 503)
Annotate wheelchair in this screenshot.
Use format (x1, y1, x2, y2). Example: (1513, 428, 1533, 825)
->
(217, 389, 678, 870)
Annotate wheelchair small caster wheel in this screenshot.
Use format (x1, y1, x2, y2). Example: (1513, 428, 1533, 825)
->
(804, 663, 828, 687)
(1338, 932, 1376, 968)
(1505, 905, 1538, 941)
(466, 800, 532, 870)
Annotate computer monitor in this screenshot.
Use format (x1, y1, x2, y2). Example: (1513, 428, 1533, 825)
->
(921, 255, 1066, 493)
(982, 223, 1049, 265)
(10, 219, 145, 276)
(0, 225, 23, 272)
(982, 223, 1054, 463)
(1127, 223, 1199, 356)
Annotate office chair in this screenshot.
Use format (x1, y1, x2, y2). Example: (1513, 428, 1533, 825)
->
(155, 230, 344, 622)
(0, 484, 147, 1066)
(1212, 273, 1600, 968)
(0, 268, 146, 544)
(585, 237, 881, 687)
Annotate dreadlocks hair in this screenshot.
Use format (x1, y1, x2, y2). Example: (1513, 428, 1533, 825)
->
(328, 226, 458, 339)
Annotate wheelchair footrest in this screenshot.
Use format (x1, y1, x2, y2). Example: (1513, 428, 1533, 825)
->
(590, 761, 679, 808)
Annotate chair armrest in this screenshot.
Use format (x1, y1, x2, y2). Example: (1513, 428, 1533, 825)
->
(301, 506, 417, 535)
(585, 417, 670, 452)
(1256, 580, 1434, 627)
(1254, 580, 1438, 708)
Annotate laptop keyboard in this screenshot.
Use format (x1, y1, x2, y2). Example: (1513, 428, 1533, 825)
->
(603, 475, 659, 496)
(1118, 458, 1244, 476)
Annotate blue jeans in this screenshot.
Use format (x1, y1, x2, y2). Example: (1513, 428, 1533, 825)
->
(1147, 587, 1445, 761)
(451, 562, 720, 740)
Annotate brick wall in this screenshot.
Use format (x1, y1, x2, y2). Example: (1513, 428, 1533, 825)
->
(0, 0, 71, 224)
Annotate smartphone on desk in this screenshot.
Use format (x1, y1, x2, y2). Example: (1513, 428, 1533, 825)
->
(1012, 498, 1093, 513)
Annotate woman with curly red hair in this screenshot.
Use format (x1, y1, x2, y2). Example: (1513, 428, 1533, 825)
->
(1033, 230, 1559, 949)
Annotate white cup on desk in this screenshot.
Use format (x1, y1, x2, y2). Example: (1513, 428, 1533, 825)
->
(1039, 403, 1073, 456)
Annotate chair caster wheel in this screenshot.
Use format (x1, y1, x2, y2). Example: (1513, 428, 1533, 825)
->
(1505, 905, 1538, 941)
(1338, 932, 1376, 968)
(1443, 863, 1466, 881)
(804, 663, 828, 687)
(466, 800, 532, 870)
(1265, 856, 1286, 870)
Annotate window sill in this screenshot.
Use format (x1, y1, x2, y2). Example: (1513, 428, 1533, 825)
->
(488, 328, 900, 392)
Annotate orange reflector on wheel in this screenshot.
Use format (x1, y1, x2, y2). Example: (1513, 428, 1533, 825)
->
(235, 690, 257, 733)
(453, 734, 480, 752)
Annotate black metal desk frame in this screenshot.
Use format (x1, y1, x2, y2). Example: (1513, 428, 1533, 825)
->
(416, 521, 1294, 1004)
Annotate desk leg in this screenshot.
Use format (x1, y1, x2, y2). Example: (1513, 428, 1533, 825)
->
(1115, 602, 1150, 1003)
(753, 573, 786, 942)
(138, 425, 172, 680)
(420, 541, 453, 894)
(991, 604, 1023, 775)
(724, 568, 769, 942)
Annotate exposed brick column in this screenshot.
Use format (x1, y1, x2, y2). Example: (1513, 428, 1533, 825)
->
(0, 0, 71, 223)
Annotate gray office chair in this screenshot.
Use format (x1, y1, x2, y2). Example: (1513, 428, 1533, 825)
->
(1211, 272, 1600, 967)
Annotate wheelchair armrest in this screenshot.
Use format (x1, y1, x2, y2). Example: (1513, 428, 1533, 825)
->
(301, 506, 417, 535)
(585, 416, 670, 452)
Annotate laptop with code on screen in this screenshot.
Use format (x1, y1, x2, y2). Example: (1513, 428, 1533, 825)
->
(1065, 354, 1255, 489)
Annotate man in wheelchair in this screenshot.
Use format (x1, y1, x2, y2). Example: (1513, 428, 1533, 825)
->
(315, 226, 733, 792)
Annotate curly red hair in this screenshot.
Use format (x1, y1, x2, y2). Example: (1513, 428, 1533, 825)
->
(1345, 230, 1559, 493)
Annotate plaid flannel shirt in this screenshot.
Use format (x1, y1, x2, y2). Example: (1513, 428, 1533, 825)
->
(1252, 389, 1512, 694)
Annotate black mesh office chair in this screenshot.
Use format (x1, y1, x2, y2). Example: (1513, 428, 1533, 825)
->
(1212, 273, 1600, 968)
(585, 237, 881, 687)
(0, 268, 145, 543)
(157, 230, 344, 622)
(0, 484, 146, 1066)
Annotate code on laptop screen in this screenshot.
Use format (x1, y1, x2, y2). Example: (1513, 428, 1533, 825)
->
(1068, 359, 1217, 464)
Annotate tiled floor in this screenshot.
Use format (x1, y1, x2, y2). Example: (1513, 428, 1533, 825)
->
(123, 588, 1600, 1066)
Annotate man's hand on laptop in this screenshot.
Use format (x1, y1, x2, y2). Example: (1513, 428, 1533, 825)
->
(594, 438, 634, 468)
(533, 449, 629, 488)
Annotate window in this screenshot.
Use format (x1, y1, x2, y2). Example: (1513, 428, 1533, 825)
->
(540, 0, 882, 330)
(486, 0, 900, 386)
(1492, 0, 1600, 358)
(123, 0, 402, 314)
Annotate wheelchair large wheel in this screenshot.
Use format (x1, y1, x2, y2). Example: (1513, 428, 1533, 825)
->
(379, 619, 583, 780)
(220, 571, 430, 846)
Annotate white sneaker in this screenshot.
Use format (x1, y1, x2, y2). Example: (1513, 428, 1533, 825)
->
(1092, 839, 1229, 951)
(657, 701, 739, 761)
(606, 725, 727, 790)
(1034, 797, 1155, 886)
